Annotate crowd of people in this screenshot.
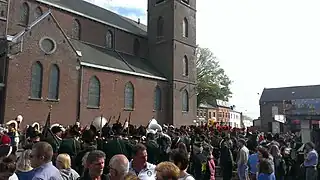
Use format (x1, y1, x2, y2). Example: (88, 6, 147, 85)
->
(0, 117, 317, 180)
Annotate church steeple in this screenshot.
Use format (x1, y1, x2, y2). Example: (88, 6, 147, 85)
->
(147, 0, 197, 125)
(0, 0, 9, 37)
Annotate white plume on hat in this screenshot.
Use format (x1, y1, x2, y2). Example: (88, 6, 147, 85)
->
(16, 115, 23, 123)
(0, 127, 7, 133)
(124, 121, 129, 129)
(147, 129, 156, 134)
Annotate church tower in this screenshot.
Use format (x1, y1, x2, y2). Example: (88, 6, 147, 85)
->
(148, 0, 197, 125)
(0, 0, 8, 37)
(0, 0, 8, 123)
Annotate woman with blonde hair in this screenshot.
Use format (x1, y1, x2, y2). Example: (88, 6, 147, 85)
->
(124, 172, 139, 180)
(15, 149, 35, 179)
(56, 153, 80, 180)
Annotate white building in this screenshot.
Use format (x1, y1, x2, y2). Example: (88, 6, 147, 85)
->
(243, 119, 253, 128)
(229, 110, 242, 128)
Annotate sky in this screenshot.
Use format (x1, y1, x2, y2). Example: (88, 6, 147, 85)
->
(85, 0, 320, 118)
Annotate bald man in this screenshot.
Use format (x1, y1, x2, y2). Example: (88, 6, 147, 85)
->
(108, 154, 129, 180)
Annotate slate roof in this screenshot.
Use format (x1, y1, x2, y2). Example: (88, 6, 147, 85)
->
(259, 85, 320, 102)
(70, 39, 165, 80)
(198, 103, 214, 109)
(36, 0, 147, 37)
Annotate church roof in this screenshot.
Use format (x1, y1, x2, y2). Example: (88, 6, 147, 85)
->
(70, 40, 167, 81)
(36, 0, 147, 37)
(259, 85, 320, 102)
(6, 10, 164, 81)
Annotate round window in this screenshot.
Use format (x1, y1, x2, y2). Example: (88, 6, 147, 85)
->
(39, 37, 56, 54)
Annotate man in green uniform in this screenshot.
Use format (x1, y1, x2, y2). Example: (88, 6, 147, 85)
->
(145, 130, 159, 164)
(58, 126, 81, 169)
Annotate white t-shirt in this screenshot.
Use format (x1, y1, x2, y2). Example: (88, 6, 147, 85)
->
(178, 174, 195, 180)
(9, 173, 18, 180)
(128, 161, 156, 180)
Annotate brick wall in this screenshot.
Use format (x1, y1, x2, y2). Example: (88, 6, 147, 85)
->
(4, 14, 79, 127)
(80, 67, 169, 126)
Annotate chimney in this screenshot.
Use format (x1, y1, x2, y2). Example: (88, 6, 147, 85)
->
(138, 18, 140, 24)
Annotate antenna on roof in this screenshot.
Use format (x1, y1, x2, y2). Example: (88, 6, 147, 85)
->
(138, 18, 140, 24)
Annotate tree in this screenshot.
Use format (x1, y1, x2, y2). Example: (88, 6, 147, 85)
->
(196, 46, 232, 106)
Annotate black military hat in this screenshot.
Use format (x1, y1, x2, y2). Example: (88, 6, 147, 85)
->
(112, 123, 122, 135)
(82, 129, 96, 143)
(51, 126, 63, 134)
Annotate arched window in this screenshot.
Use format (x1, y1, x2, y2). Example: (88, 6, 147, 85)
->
(48, 64, 60, 100)
(182, 18, 188, 37)
(124, 82, 134, 109)
(87, 76, 100, 107)
(182, 90, 189, 112)
(20, 3, 29, 25)
(72, 19, 81, 40)
(133, 38, 140, 56)
(154, 86, 161, 111)
(34, 7, 43, 19)
(30, 61, 43, 98)
(157, 16, 164, 37)
(182, 55, 188, 76)
(106, 30, 113, 49)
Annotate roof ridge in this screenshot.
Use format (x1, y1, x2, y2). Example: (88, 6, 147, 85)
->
(265, 84, 320, 90)
(7, 10, 81, 57)
(76, 39, 109, 50)
(36, 0, 147, 37)
(82, 0, 140, 24)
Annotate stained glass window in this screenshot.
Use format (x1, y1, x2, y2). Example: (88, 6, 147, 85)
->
(182, 18, 188, 37)
(30, 62, 43, 98)
(48, 64, 59, 99)
(72, 19, 81, 40)
(182, 56, 188, 76)
(88, 76, 100, 107)
(182, 90, 189, 112)
(124, 82, 134, 109)
(20, 3, 29, 25)
(106, 30, 113, 48)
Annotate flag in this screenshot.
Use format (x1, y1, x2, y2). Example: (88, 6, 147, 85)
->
(42, 108, 52, 138)
(116, 112, 121, 124)
(41, 106, 58, 145)
(127, 112, 131, 135)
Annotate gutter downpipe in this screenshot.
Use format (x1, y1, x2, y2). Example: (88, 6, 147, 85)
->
(76, 63, 83, 122)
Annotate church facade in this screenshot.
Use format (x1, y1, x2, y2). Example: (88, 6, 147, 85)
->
(0, 0, 197, 126)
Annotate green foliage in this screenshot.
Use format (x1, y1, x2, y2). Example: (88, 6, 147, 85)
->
(196, 46, 232, 106)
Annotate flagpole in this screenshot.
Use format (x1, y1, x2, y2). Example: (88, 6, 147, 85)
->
(127, 112, 131, 135)
(43, 104, 59, 145)
(99, 114, 103, 139)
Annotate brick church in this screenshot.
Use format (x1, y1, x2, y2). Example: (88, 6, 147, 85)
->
(0, 0, 197, 127)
